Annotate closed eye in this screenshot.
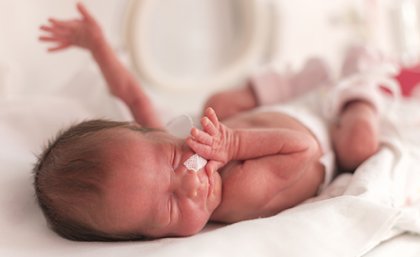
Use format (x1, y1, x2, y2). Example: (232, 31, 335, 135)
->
(170, 194, 179, 221)
(168, 194, 178, 224)
(171, 146, 176, 170)
(167, 196, 172, 223)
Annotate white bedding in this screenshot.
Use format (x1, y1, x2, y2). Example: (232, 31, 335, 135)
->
(2, 0, 419, 256)
(1, 69, 420, 257)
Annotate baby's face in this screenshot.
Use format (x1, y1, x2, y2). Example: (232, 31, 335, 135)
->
(97, 128, 222, 238)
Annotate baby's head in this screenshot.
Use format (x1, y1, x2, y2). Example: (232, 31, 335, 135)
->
(33, 119, 222, 241)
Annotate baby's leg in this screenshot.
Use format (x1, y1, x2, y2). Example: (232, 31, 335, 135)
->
(204, 58, 331, 120)
(331, 100, 379, 171)
(203, 80, 257, 121)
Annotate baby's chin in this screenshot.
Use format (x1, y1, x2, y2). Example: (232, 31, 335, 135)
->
(148, 220, 208, 238)
(179, 210, 215, 237)
(175, 220, 209, 237)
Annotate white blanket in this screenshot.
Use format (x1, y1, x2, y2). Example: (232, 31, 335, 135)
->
(1, 75, 419, 257)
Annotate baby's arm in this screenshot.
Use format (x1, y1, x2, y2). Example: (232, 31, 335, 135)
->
(188, 108, 322, 222)
(39, 3, 162, 128)
(187, 108, 317, 172)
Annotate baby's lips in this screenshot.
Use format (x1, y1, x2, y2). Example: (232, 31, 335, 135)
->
(205, 161, 218, 176)
(204, 164, 213, 179)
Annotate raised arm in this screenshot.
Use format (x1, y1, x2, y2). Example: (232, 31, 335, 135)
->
(39, 3, 162, 128)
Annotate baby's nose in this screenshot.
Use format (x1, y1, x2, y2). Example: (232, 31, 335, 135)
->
(174, 169, 203, 198)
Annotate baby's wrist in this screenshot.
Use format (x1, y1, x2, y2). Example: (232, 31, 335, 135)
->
(88, 30, 107, 54)
(226, 128, 239, 161)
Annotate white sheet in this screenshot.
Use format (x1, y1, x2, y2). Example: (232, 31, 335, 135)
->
(1, 72, 420, 257)
(2, 0, 419, 255)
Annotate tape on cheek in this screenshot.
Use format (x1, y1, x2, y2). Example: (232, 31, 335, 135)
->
(183, 154, 207, 172)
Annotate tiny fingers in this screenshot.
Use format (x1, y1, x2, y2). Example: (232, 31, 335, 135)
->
(48, 18, 67, 28)
(205, 107, 220, 129)
(38, 34, 70, 51)
(186, 137, 211, 157)
(77, 2, 94, 21)
(40, 25, 71, 38)
(38, 35, 69, 44)
(191, 127, 213, 145)
(47, 43, 70, 52)
(200, 107, 222, 136)
(38, 36, 60, 42)
(201, 117, 218, 136)
(39, 25, 54, 33)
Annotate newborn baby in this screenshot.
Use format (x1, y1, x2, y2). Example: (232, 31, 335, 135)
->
(35, 106, 323, 240)
(34, 3, 385, 241)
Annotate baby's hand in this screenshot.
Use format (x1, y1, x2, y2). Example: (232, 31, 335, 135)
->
(39, 3, 103, 52)
(186, 108, 236, 167)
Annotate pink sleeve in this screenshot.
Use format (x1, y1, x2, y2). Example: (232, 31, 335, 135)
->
(250, 58, 332, 106)
(249, 67, 292, 106)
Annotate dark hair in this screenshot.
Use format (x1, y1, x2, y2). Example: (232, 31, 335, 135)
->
(33, 119, 154, 241)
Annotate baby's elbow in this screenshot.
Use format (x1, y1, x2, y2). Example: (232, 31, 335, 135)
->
(273, 136, 320, 182)
(300, 134, 321, 160)
(290, 136, 322, 177)
(287, 130, 321, 157)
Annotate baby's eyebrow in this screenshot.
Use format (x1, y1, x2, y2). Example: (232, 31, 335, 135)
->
(126, 125, 164, 134)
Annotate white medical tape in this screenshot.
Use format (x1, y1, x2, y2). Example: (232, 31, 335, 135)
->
(183, 154, 207, 172)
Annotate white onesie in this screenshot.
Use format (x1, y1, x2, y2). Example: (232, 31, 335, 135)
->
(253, 86, 335, 191)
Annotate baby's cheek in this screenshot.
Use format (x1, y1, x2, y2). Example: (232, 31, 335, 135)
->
(177, 201, 210, 236)
(179, 215, 209, 236)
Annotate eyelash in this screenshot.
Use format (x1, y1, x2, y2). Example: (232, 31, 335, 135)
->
(171, 148, 176, 171)
(169, 194, 177, 220)
(168, 196, 172, 218)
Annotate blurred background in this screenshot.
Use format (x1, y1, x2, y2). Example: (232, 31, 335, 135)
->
(1, 0, 420, 114)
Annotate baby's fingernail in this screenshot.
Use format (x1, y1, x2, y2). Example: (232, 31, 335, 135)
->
(191, 127, 197, 135)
